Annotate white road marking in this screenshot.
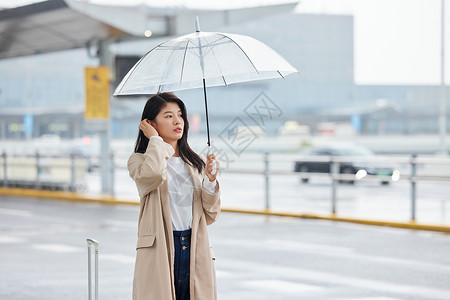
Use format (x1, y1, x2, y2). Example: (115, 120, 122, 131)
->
(0, 208, 32, 217)
(267, 239, 354, 254)
(102, 254, 135, 264)
(216, 238, 450, 274)
(353, 298, 404, 300)
(216, 269, 234, 278)
(220, 259, 450, 300)
(104, 219, 136, 228)
(243, 279, 323, 293)
(32, 244, 83, 253)
(0, 235, 26, 243)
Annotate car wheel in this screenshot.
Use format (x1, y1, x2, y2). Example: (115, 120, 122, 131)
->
(299, 165, 309, 183)
(340, 167, 355, 184)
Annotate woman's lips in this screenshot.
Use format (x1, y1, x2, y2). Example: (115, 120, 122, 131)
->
(174, 128, 182, 133)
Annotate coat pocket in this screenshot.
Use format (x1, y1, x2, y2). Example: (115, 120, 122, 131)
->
(136, 235, 155, 250)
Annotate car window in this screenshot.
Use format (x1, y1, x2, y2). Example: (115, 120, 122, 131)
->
(336, 147, 374, 156)
(310, 146, 374, 156)
(313, 149, 332, 156)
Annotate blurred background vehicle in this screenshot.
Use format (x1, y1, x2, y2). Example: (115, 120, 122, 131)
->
(294, 143, 400, 185)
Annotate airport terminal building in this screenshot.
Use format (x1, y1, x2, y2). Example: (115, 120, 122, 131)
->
(0, 5, 449, 140)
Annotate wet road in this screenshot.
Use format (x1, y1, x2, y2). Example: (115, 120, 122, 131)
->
(1, 196, 450, 300)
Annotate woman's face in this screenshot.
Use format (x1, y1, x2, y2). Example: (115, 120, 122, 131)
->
(150, 102, 184, 143)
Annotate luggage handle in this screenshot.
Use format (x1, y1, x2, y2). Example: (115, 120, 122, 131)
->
(87, 238, 99, 300)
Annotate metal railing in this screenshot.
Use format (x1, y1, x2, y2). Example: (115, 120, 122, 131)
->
(0, 151, 117, 194)
(219, 153, 450, 222)
(0, 151, 91, 192)
(2, 151, 450, 223)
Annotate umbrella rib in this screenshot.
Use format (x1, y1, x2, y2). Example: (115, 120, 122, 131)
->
(157, 39, 186, 89)
(277, 70, 285, 79)
(217, 33, 259, 74)
(201, 36, 228, 57)
(204, 34, 227, 86)
(157, 37, 229, 52)
(114, 39, 169, 94)
(180, 40, 190, 84)
(189, 36, 229, 60)
(189, 39, 201, 60)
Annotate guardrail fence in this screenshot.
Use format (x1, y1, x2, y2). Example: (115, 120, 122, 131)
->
(1, 151, 449, 223)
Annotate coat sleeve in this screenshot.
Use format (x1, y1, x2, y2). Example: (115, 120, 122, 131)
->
(200, 170, 221, 225)
(127, 138, 175, 199)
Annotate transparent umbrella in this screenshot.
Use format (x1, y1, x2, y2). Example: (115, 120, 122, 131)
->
(114, 18, 299, 149)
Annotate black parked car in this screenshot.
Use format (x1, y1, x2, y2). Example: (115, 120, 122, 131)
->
(294, 144, 399, 185)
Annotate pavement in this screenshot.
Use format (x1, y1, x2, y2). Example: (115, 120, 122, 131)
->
(1, 195, 450, 300)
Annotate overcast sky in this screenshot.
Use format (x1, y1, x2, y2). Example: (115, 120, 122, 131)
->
(1, 0, 449, 85)
(296, 0, 450, 86)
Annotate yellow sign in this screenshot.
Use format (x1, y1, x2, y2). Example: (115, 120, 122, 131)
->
(84, 66, 110, 119)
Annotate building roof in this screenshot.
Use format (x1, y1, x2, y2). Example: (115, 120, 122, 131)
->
(0, 0, 130, 59)
(0, 0, 298, 60)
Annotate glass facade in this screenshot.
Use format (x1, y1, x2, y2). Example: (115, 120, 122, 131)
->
(0, 12, 448, 139)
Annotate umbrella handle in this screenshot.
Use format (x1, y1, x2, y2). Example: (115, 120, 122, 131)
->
(207, 146, 217, 175)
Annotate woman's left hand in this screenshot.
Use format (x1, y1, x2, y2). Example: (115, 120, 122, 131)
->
(206, 153, 219, 182)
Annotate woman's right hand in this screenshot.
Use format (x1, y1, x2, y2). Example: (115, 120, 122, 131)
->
(139, 119, 159, 139)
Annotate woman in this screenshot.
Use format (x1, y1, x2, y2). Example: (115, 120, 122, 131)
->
(128, 92, 221, 300)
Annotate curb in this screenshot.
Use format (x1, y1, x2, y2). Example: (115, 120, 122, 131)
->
(221, 207, 450, 233)
(0, 187, 139, 206)
(1, 187, 449, 233)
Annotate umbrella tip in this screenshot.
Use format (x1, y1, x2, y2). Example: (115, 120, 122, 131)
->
(195, 16, 200, 32)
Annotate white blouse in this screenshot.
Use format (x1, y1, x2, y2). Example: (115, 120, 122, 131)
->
(151, 136, 217, 230)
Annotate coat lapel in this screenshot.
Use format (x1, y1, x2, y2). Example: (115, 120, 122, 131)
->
(159, 178, 177, 299)
(186, 163, 204, 300)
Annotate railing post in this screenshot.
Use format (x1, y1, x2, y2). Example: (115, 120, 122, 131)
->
(110, 152, 115, 197)
(2, 152, 7, 187)
(410, 154, 417, 222)
(70, 153, 76, 192)
(35, 151, 40, 188)
(330, 156, 339, 215)
(264, 152, 270, 210)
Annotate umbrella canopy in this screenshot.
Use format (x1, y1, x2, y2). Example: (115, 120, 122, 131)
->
(113, 31, 298, 95)
(114, 20, 298, 173)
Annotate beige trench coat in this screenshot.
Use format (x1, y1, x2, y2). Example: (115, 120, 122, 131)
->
(128, 137, 221, 300)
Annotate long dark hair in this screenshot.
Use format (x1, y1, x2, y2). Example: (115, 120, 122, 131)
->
(134, 92, 205, 174)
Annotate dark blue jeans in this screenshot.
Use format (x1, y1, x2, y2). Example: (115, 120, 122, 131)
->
(173, 229, 191, 300)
